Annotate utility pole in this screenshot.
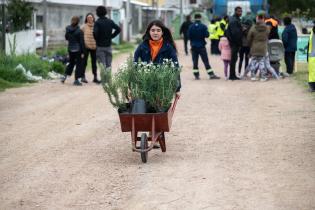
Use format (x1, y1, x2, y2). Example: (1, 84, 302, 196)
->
(102, 0, 107, 7)
(42, 0, 47, 56)
(180, 0, 183, 25)
(1, 1, 6, 53)
(126, 0, 130, 41)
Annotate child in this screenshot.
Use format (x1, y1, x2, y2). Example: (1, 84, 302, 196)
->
(218, 35, 231, 80)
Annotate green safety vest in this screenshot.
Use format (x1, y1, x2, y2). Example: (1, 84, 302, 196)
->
(309, 31, 315, 82)
(208, 23, 217, 40)
(217, 19, 227, 37)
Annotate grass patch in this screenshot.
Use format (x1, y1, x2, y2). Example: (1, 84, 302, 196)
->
(293, 62, 309, 88)
(112, 42, 136, 56)
(0, 78, 25, 92)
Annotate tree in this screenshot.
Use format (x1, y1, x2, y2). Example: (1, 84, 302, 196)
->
(269, 0, 315, 19)
(7, 0, 33, 32)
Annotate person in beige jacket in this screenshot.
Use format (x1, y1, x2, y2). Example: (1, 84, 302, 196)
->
(81, 13, 100, 83)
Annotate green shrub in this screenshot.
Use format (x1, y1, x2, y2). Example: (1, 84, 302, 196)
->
(13, 54, 50, 78)
(0, 67, 30, 83)
(0, 78, 24, 92)
(50, 61, 65, 74)
(101, 56, 180, 112)
(54, 47, 68, 56)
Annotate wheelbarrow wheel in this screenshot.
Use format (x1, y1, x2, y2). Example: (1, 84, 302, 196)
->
(140, 133, 148, 163)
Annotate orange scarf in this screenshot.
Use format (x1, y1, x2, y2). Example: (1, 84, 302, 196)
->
(149, 38, 163, 61)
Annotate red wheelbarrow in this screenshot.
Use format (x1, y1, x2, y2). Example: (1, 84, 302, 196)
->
(118, 94, 180, 163)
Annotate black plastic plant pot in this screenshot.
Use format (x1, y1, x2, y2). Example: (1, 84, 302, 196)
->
(131, 99, 146, 114)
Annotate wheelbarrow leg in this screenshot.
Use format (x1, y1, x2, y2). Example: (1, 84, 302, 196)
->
(131, 117, 138, 151)
(159, 132, 166, 152)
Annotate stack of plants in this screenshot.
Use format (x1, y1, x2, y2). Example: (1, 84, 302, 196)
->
(101, 56, 180, 113)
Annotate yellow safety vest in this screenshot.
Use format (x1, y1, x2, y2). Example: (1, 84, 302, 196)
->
(309, 31, 315, 82)
(208, 23, 217, 40)
(217, 19, 227, 37)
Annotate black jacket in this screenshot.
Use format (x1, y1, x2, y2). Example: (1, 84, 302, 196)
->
(226, 14, 243, 47)
(93, 17, 121, 47)
(180, 20, 193, 37)
(134, 41, 178, 65)
(65, 25, 84, 53)
(282, 24, 298, 52)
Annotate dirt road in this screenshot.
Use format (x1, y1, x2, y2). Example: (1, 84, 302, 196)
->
(1, 41, 315, 210)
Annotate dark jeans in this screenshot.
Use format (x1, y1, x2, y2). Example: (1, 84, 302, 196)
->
(183, 36, 189, 55)
(65, 51, 83, 80)
(284, 52, 296, 74)
(230, 45, 240, 79)
(191, 47, 212, 76)
(211, 39, 220, 55)
(83, 49, 97, 78)
(238, 46, 250, 74)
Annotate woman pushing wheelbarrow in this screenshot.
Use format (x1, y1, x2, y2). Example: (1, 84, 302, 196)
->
(101, 20, 181, 163)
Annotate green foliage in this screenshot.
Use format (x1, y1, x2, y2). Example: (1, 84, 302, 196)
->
(8, 34, 17, 56)
(270, 0, 315, 18)
(50, 61, 65, 74)
(101, 56, 180, 112)
(101, 67, 129, 111)
(0, 53, 58, 91)
(7, 0, 34, 32)
(47, 46, 68, 57)
(112, 42, 136, 55)
(12, 54, 51, 78)
(0, 78, 24, 92)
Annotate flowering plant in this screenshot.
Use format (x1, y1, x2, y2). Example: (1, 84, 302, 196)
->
(101, 56, 180, 113)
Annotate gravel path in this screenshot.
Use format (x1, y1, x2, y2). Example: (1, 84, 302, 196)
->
(0, 41, 314, 210)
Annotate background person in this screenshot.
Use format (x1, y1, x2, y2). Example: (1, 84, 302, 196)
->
(93, 6, 121, 70)
(225, 6, 243, 80)
(134, 20, 181, 92)
(179, 15, 193, 56)
(81, 13, 100, 84)
(187, 13, 220, 80)
(61, 16, 85, 86)
(282, 16, 298, 75)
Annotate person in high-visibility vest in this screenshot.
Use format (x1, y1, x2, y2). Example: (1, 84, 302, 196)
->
(187, 13, 220, 80)
(217, 15, 228, 38)
(212, 18, 221, 55)
(308, 21, 315, 92)
(208, 19, 217, 54)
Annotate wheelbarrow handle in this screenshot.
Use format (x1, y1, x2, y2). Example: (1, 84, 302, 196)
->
(171, 93, 180, 113)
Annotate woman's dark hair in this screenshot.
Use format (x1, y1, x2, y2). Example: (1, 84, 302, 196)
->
(283, 16, 291, 26)
(143, 20, 177, 51)
(85, 13, 95, 23)
(71, 16, 80, 27)
(96, 6, 107, 17)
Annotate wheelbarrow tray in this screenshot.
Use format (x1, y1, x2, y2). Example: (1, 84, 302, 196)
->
(118, 108, 174, 132)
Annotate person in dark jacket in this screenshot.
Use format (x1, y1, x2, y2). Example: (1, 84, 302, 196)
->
(265, 16, 280, 40)
(187, 13, 220, 80)
(134, 20, 181, 92)
(225, 6, 243, 80)
(282, 16, 298, 74)
(93, 6, 121, 69)
(238, 18, 252, 75)
(61, 16, 85, 86)
(180, 15, 193, 55)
